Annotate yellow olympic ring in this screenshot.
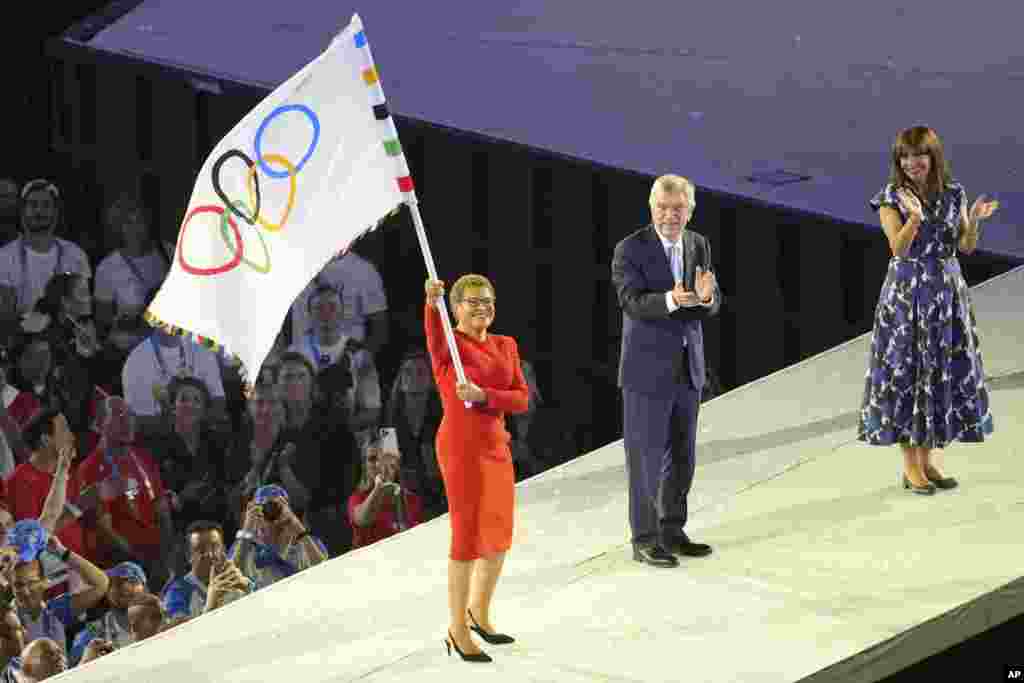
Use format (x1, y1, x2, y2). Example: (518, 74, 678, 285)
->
(246, 153, 296, 232)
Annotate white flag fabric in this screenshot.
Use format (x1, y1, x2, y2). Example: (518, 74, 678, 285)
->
(146, 13, 411, 382)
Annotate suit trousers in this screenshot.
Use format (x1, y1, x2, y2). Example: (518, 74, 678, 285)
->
(622, 353, 702, 546)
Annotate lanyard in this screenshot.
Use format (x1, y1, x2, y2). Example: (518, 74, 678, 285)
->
(120, 251, 154, 293)
(149, 334, 191, 381)
(18, 237, 64, 310)
(306, 333, 332, 370)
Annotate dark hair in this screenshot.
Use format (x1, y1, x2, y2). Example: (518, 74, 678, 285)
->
(276, 351, 316, 379)
(18, 179, 62, 230)
(36, 272, 88, 319)
(306, 283, 342, 312)
(185, 520, 224, 542)
(166, 375, 212, 409)
(21, 408, 62, 451)
(888, 126, 952, 200)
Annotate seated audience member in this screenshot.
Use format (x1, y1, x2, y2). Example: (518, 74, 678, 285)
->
(385, 348, 441, 486)
(0, 180, 90, 331)
(5, 411, 92, 561)
(0, 344, 40, 434)
(289, 284, 382, 435)
(126, 593, 164, 643)
(289, 250, 389, 354)
(93, 194, 172, 366)
(143, 377, 231, 541)
(3, 520, 109, 658)
(8, 334, 56, 417)
(68, 561, 147, 665)
(231, 485, 326, 591)
(0, 604, 26, 681)
(16, 637, 67, 680)
(275, 352, 357, 553)
(121, 327, 226, 437)
(0, 179, 19, 246)
(228, 382, 286, 529)
(348, 429, 423, 549)
(162, 521, 249, 625)
(78, 396, 174, 589)
(34, 273, 104, 443)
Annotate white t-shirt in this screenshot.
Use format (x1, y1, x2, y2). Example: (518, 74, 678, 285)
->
(122, 335, 226, 416)
(288, 334, 381, 412)
(0, 237, 91, 312)
(289, 252, 387, 343)
(94, 246, 172, 317)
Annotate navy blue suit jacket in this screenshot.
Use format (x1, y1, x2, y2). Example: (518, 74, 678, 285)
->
(612, 225, 722, 396)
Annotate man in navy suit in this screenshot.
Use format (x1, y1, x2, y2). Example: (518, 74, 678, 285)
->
(611, 174, 722, 568)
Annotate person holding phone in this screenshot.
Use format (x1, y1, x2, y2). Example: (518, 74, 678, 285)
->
(162, 521, 249, 625)
(231, 485, 327, 591)
(347, 428, 424, 549)
(858, 126, 998, 492)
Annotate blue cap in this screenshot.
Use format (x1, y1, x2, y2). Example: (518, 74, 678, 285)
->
(254, 484, 289, 505)
(106, 561, 147, 585)
(4, 519, 48, 563)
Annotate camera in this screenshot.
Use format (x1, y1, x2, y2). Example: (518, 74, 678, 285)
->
(262, 499, 282, 522)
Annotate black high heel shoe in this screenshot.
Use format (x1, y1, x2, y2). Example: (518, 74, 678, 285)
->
(901, 474, 936, 495)
(467, 609, 515, 645)
(924, 466, 959, 490)
(445, 631, 492, 662)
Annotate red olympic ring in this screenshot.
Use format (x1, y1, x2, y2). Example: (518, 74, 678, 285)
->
(178, 205, 244, 276)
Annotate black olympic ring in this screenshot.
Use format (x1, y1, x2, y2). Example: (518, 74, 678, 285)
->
(211, 150, 262, 226)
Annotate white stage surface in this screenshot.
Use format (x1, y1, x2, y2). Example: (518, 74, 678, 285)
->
(63, 265, 1024, 682)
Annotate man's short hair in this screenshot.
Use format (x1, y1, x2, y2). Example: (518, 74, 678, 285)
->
(276, 351, 317, 379)
(165, 375, 212, 409)
(649, 174, 696, 206)
(306, 283, 342, 312)
(21, 408, 62, 451)
(185, 520, 224, 542)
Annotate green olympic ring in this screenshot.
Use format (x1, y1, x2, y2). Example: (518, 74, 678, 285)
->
(219, 199, 271, 273)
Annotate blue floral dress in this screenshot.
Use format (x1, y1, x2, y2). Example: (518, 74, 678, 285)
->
(857, 181, 994, 447)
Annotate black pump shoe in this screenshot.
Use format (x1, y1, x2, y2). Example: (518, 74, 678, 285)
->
(467, 609, 515, 645)
(924, 467, 959, 490)
(445, 631, 492, 662)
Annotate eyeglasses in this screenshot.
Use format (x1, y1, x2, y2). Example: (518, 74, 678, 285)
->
(460, 297, 495, 309)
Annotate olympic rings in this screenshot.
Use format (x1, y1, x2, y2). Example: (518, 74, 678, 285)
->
(212, 150, 261, 225)
(246, 154, 296, 232)
(220, 200, 271, 274)
(178, 103, 320, 276)
(179, 205, 243, 276)
(254, 105, 320, 178)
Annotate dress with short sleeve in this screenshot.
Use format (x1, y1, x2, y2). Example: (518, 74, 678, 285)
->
(858, 181, 993, 447)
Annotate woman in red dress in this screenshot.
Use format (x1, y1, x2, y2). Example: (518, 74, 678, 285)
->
(424, 275, 529, 663)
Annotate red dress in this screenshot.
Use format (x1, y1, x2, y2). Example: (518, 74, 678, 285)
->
(424, 304, 529, 561)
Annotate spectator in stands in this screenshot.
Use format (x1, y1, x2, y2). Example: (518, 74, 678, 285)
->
(162, 521, 249, 625)
(126, 593, 164, 643)
(144, 377, 231, 544)
(4, 411, 92, 561)
(275, 351, 357, 553)
(34, 273, 103, 444)
(386, 348, 442, 490)
(227, 382, 286, 529)
(0, 180, 90, 329)
(0, 179, 19, 246)
(289, 284, 381, 435)
(75, 636, 114, 667)
(507, 359, 545, 480)
(94, 194, 171, 363)
(0, 606, 26, 681)
(4, 520, 109, 658)
(0, 347, 36, 472)
(348, 428, 423, 549)
(232, 485, 326, 590)
(290, 250, 389, 354)
(68, 561, 147, 666)
(17, 637, 66, 680)
(78, 396, 175, 589)
(121, 327, 227, 437)
(8, 334, 55, 415)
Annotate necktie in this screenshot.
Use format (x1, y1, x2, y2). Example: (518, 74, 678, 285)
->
(669, 244, 684, 283)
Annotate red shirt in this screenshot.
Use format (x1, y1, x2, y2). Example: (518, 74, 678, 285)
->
(347, 488, 423, 549)
(5, 391, 41, 429)
(77, 446, 166, 561)
(4, 462, 88, 558)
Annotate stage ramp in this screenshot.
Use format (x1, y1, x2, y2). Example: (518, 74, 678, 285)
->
(62, 266, 1024, 682)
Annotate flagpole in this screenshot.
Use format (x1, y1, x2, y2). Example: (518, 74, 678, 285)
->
(405, 197, 473, 406)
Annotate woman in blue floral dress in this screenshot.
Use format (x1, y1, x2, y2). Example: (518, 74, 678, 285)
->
(858, 126, 999, 494)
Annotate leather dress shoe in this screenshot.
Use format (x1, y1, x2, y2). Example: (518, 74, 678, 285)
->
(632, 544, 679, 568)
(664, 534, 713, 557)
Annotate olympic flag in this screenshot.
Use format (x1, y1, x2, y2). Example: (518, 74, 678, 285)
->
(145, 14, 409, 382)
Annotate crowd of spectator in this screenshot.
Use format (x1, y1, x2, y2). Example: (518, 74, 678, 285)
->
(0, 176, 558, 678)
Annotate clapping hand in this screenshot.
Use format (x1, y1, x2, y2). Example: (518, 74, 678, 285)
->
(424, 279, 445, 306)
(968, 194, 999, 223)
(896, 188, 925, 223)
(672, 281, 700, 307)
(455, 382, 486, 404)
(695, 266, 716, 303)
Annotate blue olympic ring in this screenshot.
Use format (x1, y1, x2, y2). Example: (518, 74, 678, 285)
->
(253, 104, 321, 179)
